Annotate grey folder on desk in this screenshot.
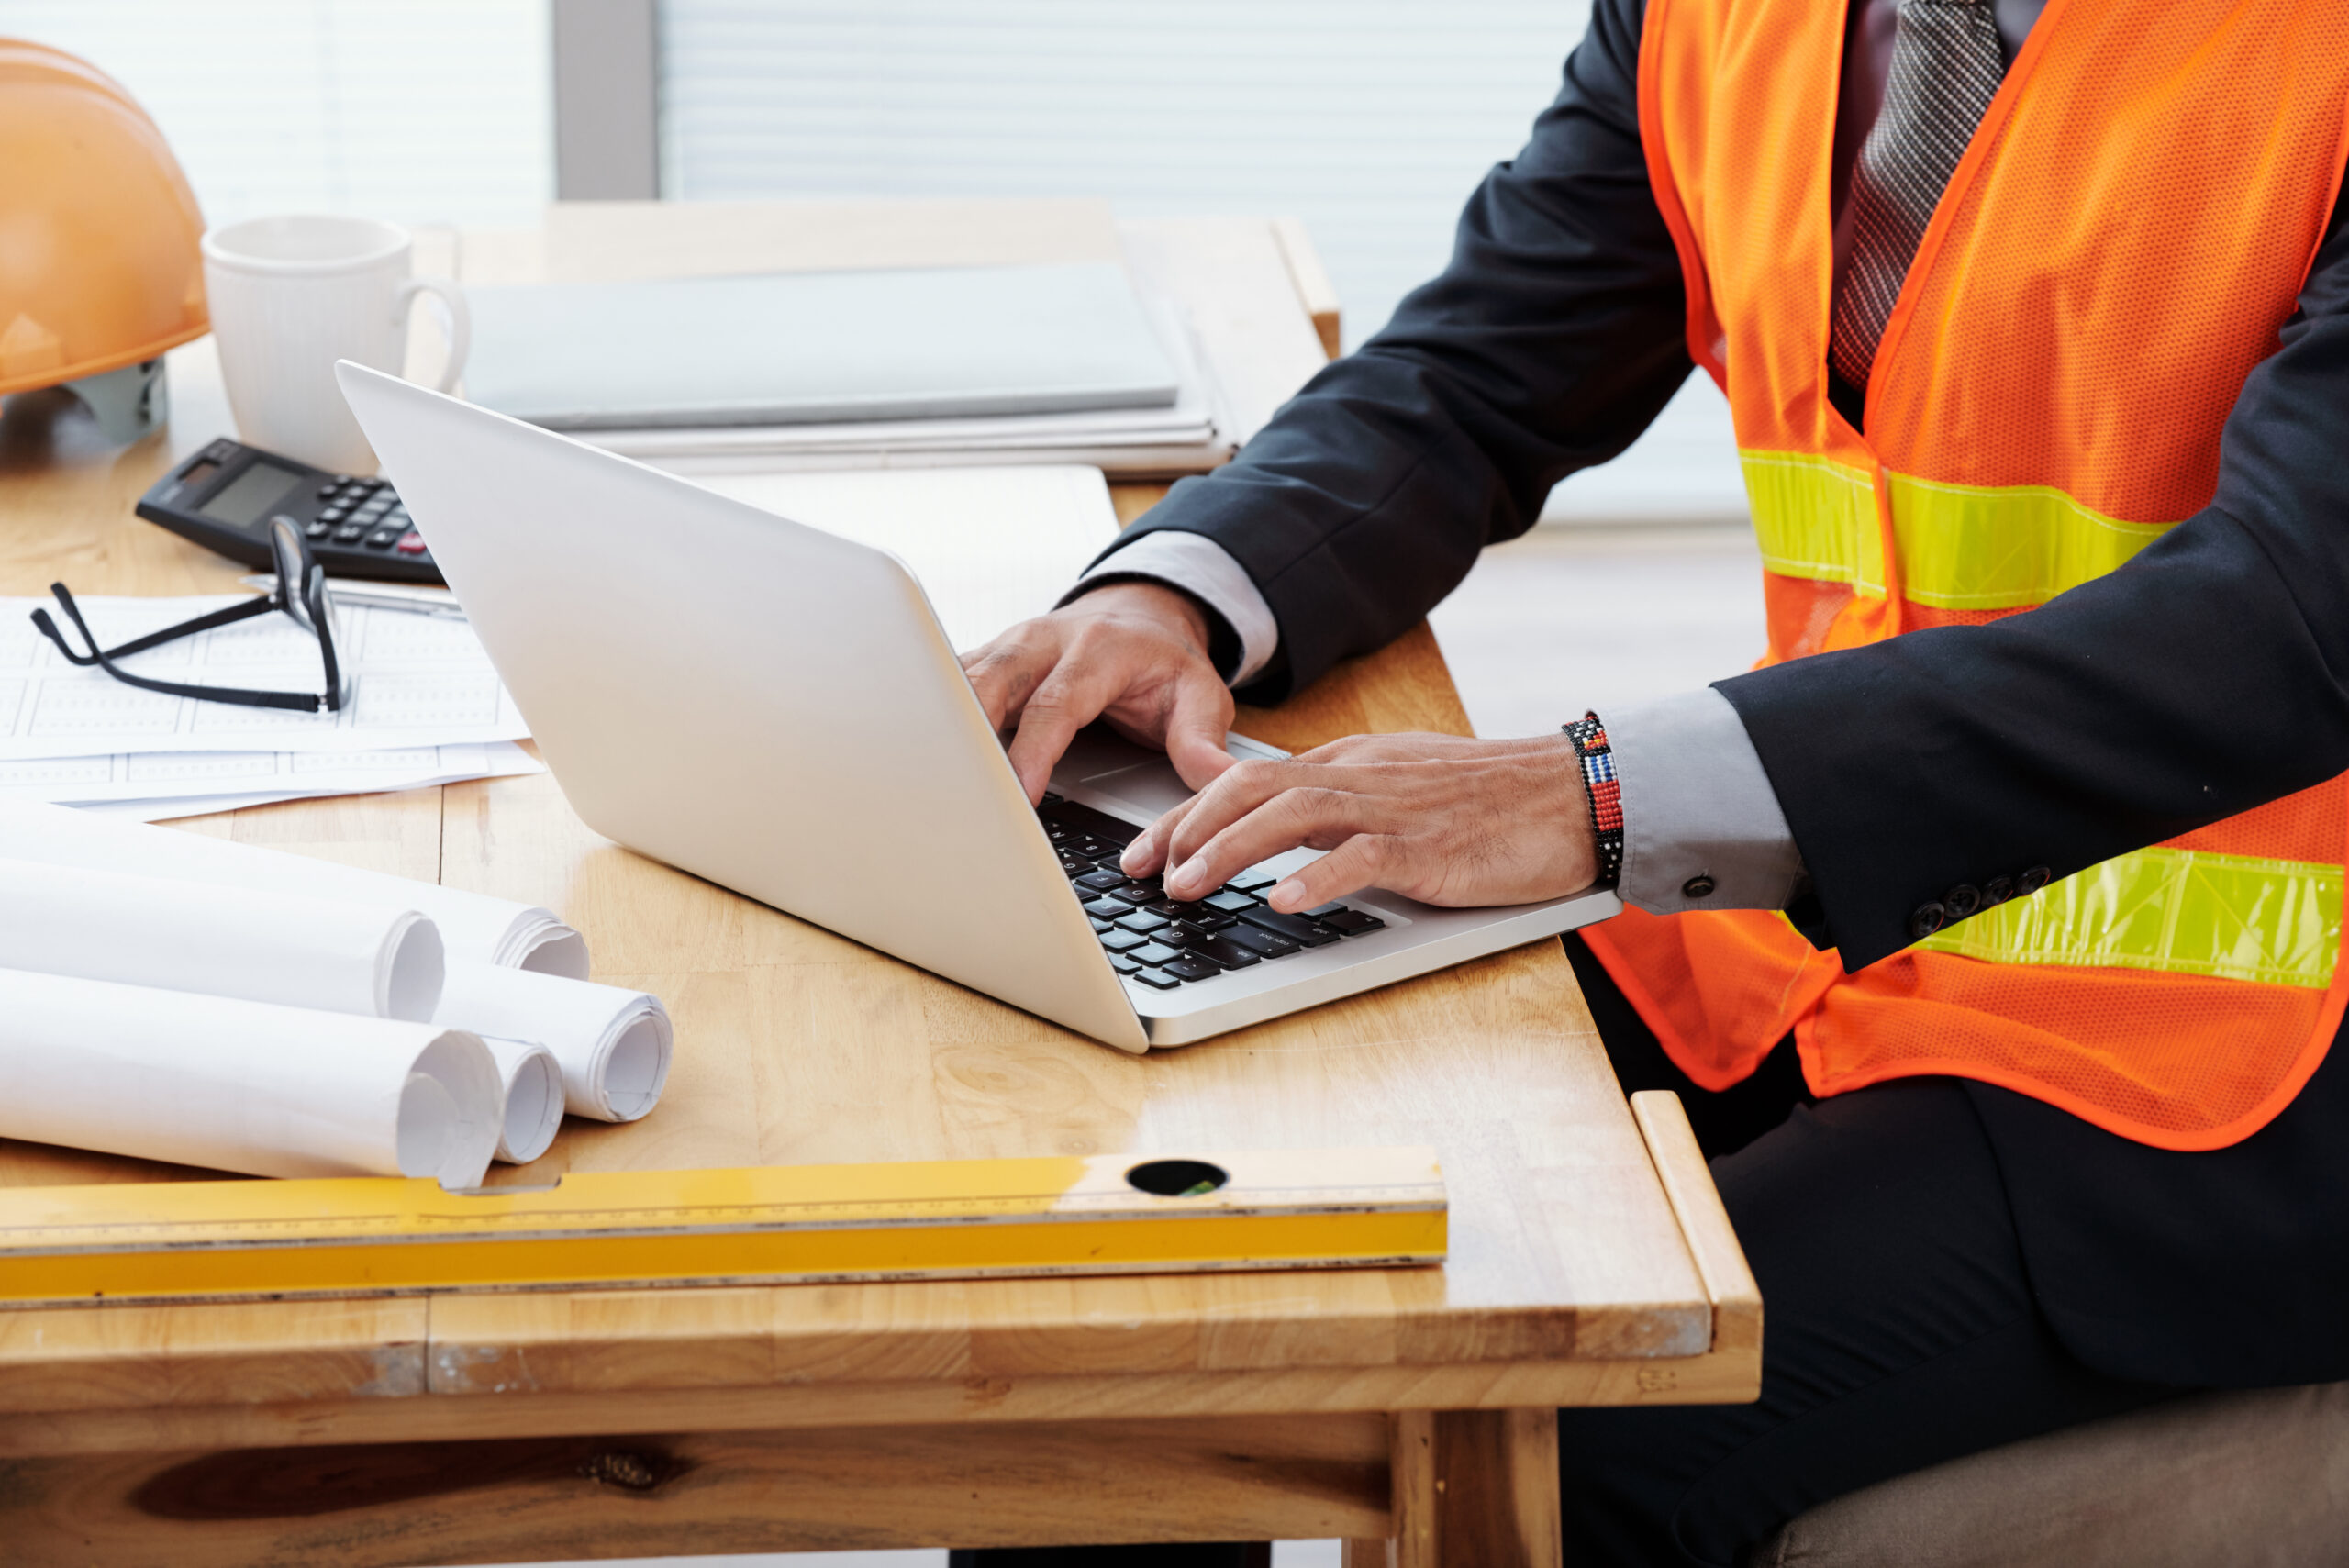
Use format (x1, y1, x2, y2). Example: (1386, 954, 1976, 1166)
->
(462, 261, 1184, 430)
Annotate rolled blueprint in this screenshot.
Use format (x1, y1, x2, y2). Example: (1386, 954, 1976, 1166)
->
(434, 962, 672, 1123)
(482, 1035, 565, 1164)
(0, 968, 502, 1184)
(0, 799, 588, 977)
(0, 858, 444, 1021)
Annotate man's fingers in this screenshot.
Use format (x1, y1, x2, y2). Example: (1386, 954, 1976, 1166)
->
(1003, 665, 1120, 803)
(1120, 794, 1200, 877)
(1162, 784, 1376, 902)
(960, 639, 1047, 734)
(1264, 834, 1398, 912)
(1152, 759, 1303, 883)
(1162, 670, 1239, 793)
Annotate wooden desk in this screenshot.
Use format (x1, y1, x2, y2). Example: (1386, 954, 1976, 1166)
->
(0, 211, 1757, 1567)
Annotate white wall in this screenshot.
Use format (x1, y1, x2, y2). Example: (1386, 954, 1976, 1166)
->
(658, 0, 1747, 523)
(1, 0, 552, 231)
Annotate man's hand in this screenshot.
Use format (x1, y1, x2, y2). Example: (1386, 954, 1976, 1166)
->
(961, 582, 1238, 804)
(1119, 730, 1598, 913)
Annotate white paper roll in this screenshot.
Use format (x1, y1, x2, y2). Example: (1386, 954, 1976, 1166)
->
(0, 858, 443, 1020)
(481, 1035, 565, 1164)
(434, 962, 672, 1123)
(0, 968, 502, 1184)
(0, 800, 589, 978)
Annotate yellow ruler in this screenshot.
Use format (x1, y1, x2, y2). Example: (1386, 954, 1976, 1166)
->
(0, 1147, 1444, 1307)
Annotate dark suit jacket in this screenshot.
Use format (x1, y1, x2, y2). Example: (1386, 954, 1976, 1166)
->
(1092, 0, 2349, 1388)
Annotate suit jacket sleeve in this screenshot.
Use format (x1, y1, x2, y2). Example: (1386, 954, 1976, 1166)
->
(1719, 211, 2349, 969)
(1089, 0, 1690, 702)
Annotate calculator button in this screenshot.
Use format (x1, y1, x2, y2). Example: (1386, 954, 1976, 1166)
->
(394, 530, 429, 556)
(364, 528, 402, 550)
(316, 482, 340, 498)
(303, 519, 332, 540)
(318, 506, 347, 523)
(331, 524, 366, 543)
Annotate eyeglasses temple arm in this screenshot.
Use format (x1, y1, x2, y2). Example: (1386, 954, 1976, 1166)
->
(33, 585, 321, 713)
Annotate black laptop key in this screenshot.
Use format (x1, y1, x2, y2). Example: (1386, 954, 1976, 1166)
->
(1067, 835, 1118, 861)
(1161, 956, 1224, 983)
(1302, 902, 1347, 919)
(1074, 869, 1127, 894)
(1083, 896, 1131, 920)
(1236, 907, 1344, 947)
(1130, 967, 1183, 990)
(1128, 941, 1183, 968)
(1229, 867, 1283, 894)
(1221, 924, 1300, 960)
(1041, 799, 1142, 846)
(1108, 953, 1143, 974)
(1100, 929, 1148, 953)
(1106, 881, 1162, 906)
(1319, 908, 1387, 936)
(1057, 851, 1092, 876)
(1203, 890, 1258, 914)
(1115, 909, 1170, 935)
(1184, 932, 1262, 968)
(1088, 917, 1112, 933)
(1146, 899, 1231, 929)
(1041, 791, 1062, 805)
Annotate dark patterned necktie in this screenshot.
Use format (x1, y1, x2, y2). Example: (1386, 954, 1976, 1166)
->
(1828, 0, 2007, 394)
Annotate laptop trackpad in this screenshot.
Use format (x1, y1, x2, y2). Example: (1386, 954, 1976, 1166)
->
(1053, 725, 1287, 818)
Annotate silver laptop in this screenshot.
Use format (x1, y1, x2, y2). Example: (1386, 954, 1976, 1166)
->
(338, 362, 1621, 1052)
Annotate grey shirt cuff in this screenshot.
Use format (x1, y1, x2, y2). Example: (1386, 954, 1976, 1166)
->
(1063, 530, 1279, 686)
(1608, 687, 1808, 915)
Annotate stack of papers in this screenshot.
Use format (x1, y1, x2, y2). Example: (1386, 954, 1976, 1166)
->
(462, 262, 1234, 479)
(0, 593, 542, 820)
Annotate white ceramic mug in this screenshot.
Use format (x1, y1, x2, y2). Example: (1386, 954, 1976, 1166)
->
(201, 215, 470, 474)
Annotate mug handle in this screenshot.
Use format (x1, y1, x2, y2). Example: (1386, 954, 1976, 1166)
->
(394, 275, 472, 394)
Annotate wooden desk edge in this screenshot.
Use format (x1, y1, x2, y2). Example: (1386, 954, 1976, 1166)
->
(1631, 1090, 1764, 1359)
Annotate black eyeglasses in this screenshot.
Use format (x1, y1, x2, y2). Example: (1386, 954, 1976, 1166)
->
(33, 517, 348, 713)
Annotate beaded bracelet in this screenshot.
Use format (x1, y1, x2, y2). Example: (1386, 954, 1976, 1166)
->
(1563, 713, 1624, 888)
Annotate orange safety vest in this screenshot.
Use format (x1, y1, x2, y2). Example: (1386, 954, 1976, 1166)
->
(1583, 0, 2349, 1151)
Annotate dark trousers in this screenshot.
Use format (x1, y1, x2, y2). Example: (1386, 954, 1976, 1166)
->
(955, 936, 2188, 1568)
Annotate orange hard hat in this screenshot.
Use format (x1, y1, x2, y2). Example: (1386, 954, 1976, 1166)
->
(0, 38, 207, 421)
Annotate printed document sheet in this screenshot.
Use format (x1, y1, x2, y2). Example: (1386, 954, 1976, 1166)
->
(0, 596, 529, 760)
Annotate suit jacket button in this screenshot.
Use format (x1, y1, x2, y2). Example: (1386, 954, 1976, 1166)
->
(1982, 874, 2014, 906)
(1909, 900, 1948, 940)
(1943, 884, 1981, 919)
(2018, 865, 2053, 895)
(1682, 874, 1716, 899)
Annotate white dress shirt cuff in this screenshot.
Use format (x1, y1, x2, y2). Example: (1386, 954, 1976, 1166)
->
(1064, 531, 1280, 686)
(1607, 686, 1808, 915)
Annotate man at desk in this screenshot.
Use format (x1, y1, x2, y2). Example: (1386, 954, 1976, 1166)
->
(960, 0, 2349, 1562)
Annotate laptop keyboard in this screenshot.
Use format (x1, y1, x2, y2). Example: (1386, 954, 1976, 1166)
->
(1039, 792, 1386, 992)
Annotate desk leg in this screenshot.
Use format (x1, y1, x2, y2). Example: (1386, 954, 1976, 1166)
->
(1344, 1408, 1561, 1568)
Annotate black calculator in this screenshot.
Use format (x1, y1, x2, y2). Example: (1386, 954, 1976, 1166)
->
(134, 438, 444, 584)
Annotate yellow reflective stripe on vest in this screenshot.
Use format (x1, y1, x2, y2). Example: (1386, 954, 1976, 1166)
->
(1916, 846, 2343, 987)
(1742, 451, 2175, 609)
(1741, 451, 1885, 593)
